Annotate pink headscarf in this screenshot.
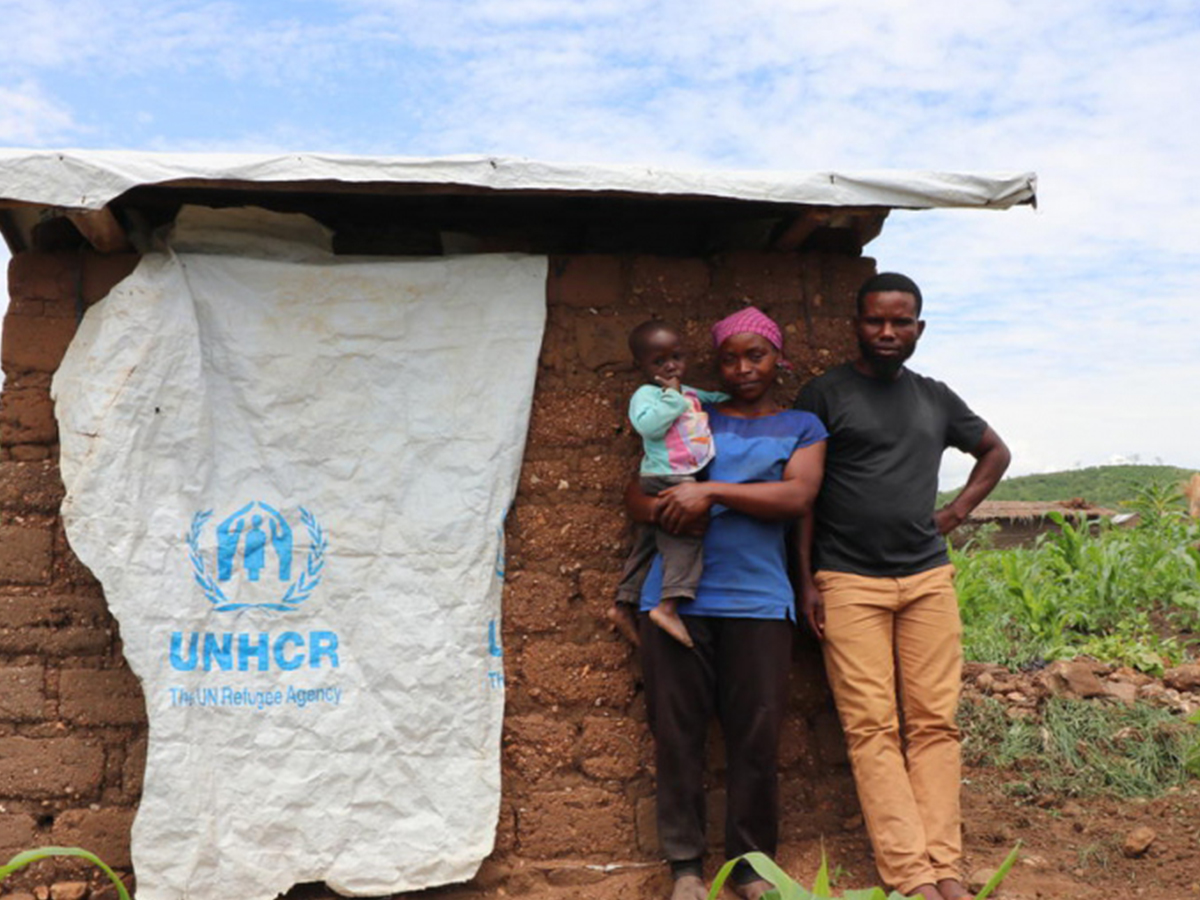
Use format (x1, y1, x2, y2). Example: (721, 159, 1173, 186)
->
(711, 306, 792, 369)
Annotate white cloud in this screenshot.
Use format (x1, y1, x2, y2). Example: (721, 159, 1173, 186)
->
(1, 0, 1198, 482)
(0, 80, 78, 143)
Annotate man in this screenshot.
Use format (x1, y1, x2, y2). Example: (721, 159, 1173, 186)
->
(795, 272, 1010, 900)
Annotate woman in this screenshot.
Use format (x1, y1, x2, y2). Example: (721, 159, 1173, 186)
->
(626, 307, 826, 900)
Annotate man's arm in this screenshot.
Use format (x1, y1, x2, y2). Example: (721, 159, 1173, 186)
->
(934, 425, 1011, 535)
(796, 512, 824, 639)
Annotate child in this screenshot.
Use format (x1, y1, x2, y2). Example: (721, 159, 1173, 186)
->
(610, 321, 728, 648)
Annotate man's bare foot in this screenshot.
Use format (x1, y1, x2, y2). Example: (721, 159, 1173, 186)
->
(732, 877, 774, 899)
(649, 599, 693, 647)
(909, 885, 944, 900)
(936, 877, 974, 900)
(607, 603, 640, 646)
(671, 873, 707, 900)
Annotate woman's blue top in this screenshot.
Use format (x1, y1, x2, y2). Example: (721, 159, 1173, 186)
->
(639, 406, 827, 620)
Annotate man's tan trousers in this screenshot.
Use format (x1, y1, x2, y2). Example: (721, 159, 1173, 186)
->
(814, 564, 964, 894)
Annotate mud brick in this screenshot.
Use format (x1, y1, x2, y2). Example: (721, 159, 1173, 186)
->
(81, 253, 140, 306)
(0, 523, 53, 584)
(1, 315, 77, 375)
(575, 312, 645, 372)
(503, 714, 578, 782)
(502, 570, 575, 636)
(0, 461, 66, 512)
(517, 638, 636, 709)
(816, 252, 876, 318)
(711, 251, 804, 309)
(811, 706, 849, 767)
(0, 812, 37, 860)
(0, 590, 109, 628)
(527, 390, 627, 449)
(0, 626, 112, 658)
(517, 785, 633, 857)
(547, 255, 625, 310)
(51, 807, 135, 868)
(573, 451, 637, 496)
(121, 733, 147, 800)
(577, 566, 628, 616)
(0, 736, 105, 799)
(510, 502, 625, 566)
(634, 794, 658, 853)
(579, 714, 648, 780)
(517, 458, 573, 501)
(705, 788, 727, 848)
(802, 315, 855, 353)
(777, 711, 817, 769)
(0, 666, 45, 721)
(7, 445, 52, 461)
(0, 386, 58, 446)
(58, 668, 145, 726)
(630, 256, 711, 311)
(492, 797, 518, 855)
(6, 253, 75, 306)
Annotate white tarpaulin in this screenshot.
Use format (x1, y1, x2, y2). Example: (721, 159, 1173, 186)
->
(51, 233, 547, 899)
(0, 148, 1037, 211)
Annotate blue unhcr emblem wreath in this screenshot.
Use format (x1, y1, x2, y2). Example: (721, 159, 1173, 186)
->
(188, 506, 327, 613)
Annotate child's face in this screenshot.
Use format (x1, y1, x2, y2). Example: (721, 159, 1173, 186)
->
(636, 329, 687, 383)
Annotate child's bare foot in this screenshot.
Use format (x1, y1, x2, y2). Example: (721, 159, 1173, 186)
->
(649, 599, 693, 647)
(607, 603, 641, 646)
(670, 873, 707, 900)
(732, 877, 774, 899)
(937, 878, 974, 900)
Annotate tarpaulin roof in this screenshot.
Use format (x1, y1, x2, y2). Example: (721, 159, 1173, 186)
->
(0, 149, 1036, 211)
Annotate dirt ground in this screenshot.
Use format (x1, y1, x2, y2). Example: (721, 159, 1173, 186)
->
(364, 659, 1200, 900)
(13, 665, 1197, 900)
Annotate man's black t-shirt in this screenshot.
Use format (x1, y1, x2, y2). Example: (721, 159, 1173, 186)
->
(795, 363, 987, 577)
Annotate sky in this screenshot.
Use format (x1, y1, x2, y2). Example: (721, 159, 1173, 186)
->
(1, 0, 1198, 489)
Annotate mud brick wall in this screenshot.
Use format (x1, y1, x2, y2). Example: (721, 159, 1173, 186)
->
(0, 246, 871, 886)
(0, 250, 143, 871)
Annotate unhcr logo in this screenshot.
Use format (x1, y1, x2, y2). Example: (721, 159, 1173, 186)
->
(187, 502, 327, 613)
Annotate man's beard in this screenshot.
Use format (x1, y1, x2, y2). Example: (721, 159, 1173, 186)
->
(858, 339, 915, 378)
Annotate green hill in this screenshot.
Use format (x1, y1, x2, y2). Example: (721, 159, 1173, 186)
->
(938, 464, 1196, 508)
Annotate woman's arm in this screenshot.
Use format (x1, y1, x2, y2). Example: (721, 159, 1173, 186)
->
(656, 441, 826, 533)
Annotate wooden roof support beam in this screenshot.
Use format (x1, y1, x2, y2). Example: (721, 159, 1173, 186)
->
(771, 208, 832, 251)
(848, 210, 888, 248)
(65, 206, 133, 253)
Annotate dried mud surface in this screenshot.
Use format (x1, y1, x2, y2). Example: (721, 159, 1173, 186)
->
(277, 661, 1200, 900)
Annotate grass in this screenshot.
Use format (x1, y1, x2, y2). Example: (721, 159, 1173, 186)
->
(0, 847, 130, 900)
(706, 848, 1021, 900)
(951, 485, 1200, 672)
(960, 695, 1200, 799)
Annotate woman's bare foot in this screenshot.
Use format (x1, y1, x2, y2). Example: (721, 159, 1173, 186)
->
(732, 877, 774, 899)
(607, 603, 641, 646)
(671, 873, 707, 900)
(649, 598, 694, 647)
(937, 877, 974, 900)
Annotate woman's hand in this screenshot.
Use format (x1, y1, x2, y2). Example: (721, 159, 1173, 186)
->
(657, 482, 715, 535)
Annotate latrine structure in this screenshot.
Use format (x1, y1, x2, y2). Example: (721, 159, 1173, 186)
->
(0, 151, 1035, 897)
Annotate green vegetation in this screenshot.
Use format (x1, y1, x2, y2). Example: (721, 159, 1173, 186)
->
(0, 847, 130, 900)
(938, 463, 1194, 508)
(960, 695, 1200, 798)
(707, 848, 1020, 900)
(952, 488, 1200, 671)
